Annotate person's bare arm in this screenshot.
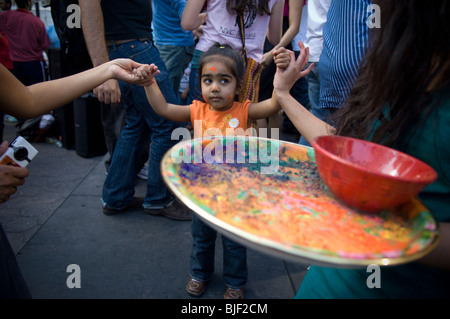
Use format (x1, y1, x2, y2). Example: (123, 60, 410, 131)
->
(0, 60, 144, 118)
(273, 44, 331, 143)
(181, 0, 207, 30)
(265, 0, 285, 45)
(261, 0, 303, 67)
(79, 0, 121, 104)
(144, 82, 190, 122)
(134, 64, 190, 122)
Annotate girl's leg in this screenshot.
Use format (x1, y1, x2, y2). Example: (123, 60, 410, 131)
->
(189, 214, 217, 282)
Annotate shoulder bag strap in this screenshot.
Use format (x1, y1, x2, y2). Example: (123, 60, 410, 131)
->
(237, 14, 248, 66)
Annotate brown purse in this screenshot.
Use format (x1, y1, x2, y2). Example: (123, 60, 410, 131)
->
(237, 14, 265, 103)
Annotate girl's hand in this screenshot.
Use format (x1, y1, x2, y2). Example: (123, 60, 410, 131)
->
(273, 48, 292, 70)
(273, 41, 314, 93)
(133, 64, 160, 87)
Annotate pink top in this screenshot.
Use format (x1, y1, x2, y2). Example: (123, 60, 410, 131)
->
(196, 0, 281, 62)
(0, 9, 50, 62)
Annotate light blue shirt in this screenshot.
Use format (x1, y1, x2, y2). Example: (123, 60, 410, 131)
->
(152, 0, 195, 46)
(319, 0, 372, 109)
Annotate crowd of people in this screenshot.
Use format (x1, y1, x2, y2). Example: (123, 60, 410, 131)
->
(0, 0, 449, 299)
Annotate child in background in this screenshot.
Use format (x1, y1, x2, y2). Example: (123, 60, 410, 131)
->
(135, 43, 310, 299)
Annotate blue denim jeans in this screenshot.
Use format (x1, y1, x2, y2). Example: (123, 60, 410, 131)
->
(186, 50, 204, 105)
(155, 44, 194, 103)
(190, 214, 248, 288)
(102, 40, 184, 209)
(299, 62, 336, 147)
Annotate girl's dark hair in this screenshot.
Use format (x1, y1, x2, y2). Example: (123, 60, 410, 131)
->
(226, 0, 271, 16)
(334, 0, 450, 147)
(198, 43, 245, 98)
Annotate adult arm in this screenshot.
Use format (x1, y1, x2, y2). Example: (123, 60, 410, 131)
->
(265, 0, 285, 47)
(261, 0, 303, 67)
(79, 0, 121, 104)
(0, 60, 145, 119)
(181, 0, 207, 30)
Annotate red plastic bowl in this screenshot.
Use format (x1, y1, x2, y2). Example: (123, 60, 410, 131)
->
(311, 135, 438, 213)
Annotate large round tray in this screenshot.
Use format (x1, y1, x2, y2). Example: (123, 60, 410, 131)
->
(161, 136, 440, 268)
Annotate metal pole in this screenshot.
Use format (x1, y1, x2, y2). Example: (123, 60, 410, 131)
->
(35, 1, 40, 17)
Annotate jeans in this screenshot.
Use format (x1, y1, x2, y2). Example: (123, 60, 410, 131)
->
(299, 62, 336, 147)
(102, 40, 184, 209)
(187, 50, 203, 105)
(190, 214, 248, 288)
(155, 44, 194, 103)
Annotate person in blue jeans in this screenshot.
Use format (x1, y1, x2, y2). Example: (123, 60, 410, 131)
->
(79, 0, 192, 220)
(152, 0, 195, 104)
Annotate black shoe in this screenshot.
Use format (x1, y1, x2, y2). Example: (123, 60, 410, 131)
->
(103, 197, 144, 215)
(145, 200, 193, 221)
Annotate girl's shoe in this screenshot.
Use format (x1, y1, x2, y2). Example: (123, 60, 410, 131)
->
(224, 287, 244, 299)
(186, 278, 207, 297)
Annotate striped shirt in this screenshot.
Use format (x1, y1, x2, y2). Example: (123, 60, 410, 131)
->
(318, 0, 372, 109)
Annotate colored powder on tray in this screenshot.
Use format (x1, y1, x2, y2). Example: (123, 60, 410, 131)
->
(170, 139, 424, 259)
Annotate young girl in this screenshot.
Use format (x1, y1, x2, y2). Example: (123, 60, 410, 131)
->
(136, 43, 306, 299)
(181, 0, 284, 105)
(138, 43, 293, 138)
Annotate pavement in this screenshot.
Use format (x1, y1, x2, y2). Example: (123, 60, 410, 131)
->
(1, 121, 309, 300)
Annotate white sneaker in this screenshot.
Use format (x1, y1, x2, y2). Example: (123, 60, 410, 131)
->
(137, 164, 148, 180)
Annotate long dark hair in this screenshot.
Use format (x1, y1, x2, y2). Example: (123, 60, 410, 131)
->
(226, 0, 271, 16)
(334, 0, 450, 147)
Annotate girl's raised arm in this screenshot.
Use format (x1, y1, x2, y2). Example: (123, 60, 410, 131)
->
(247, 94, 281, 122)
(135, 65, 190, 123)
(143, 82, 190, 123)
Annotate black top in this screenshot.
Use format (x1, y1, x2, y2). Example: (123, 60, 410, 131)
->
(101, 0, 153, 41)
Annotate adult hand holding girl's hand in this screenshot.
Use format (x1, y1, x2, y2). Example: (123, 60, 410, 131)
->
(273, 41, 314, 93)
(133, 64, 160, 87)
(105, 59, 154, 85)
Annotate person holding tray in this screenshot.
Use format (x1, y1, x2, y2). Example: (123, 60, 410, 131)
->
(273, 0, 450, 298)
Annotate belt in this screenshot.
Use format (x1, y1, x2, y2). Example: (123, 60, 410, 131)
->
(105, 38, 150, 47)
